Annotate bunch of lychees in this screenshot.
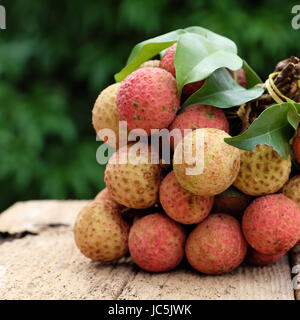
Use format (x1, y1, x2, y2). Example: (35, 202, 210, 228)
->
(74, 42, 300, 275)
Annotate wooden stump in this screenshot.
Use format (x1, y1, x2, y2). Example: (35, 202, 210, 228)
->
(0, 200, 298, 300)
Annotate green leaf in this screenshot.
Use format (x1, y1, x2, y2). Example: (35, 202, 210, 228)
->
(286, 99, 300, 130)
(182, 68, 264, 109)
(224, 103, 295, 159)
(175, 33, 242, 94)
(114, 29, 185, 82)
(184, 26, 238, 54)
(115, 26, 240, 83)
(242, 60, 262, 88)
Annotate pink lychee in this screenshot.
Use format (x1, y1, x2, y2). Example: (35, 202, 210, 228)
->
(159, 171, 214, 224)
(242, 194, 300, 255)
(185, 214, 247, 274)
(128, 213, 186, 272)
(246, 246, 285, 266)
(159, 43, 177, 76)
(169, 104, 229, 149)
(160, 43, 205, 99)
(117, 67, 180, 135)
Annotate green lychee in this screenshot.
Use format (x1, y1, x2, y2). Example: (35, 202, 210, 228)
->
(104, 144, 162, 209)
(234, 145, 291, 196)
(283, 175, 300, 208)
(173, 128, 240, 196)
(92, 83, 126, 149)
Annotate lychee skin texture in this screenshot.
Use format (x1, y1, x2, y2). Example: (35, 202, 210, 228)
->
(104, 145, 162, 209)
(139, 60, 160, 68)
(160, 43, 177, 76)
(159, 171, 214, 224)
(283, 175, 300, 208)
(74, 200, 130, 262)
(169, 104, 229, 150)
(173, 128, 240, 196)
(92, 83, 124, 149)
(213, 187, 252, 219)
(234, 145, 291, 196)
(242, 194, 300, 255)
(246, 247, 285, 266)
(128, 213, 186, 272)
(185, 214, 247, 275)
(117, 67, 180, 135)
(94, 188, 122, 211)
(292, 127, 300, 164)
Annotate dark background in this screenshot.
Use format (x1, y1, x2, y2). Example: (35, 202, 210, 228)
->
(0, 0, 299, 212)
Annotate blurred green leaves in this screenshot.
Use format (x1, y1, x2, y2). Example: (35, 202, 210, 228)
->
(0, 0, 298, 211)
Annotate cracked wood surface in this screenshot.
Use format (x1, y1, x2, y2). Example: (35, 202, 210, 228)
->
(0, 200, 298, 300)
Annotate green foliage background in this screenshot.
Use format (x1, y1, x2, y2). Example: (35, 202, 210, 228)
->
(0, 0, 299, 211)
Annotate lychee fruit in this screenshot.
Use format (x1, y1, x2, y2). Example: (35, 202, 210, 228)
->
(181, 81, 205, 100)
(159, 171, 214, 224)
(159, 43, 204, 99)
(292, 126, 300, 164)
(128, 213, 186, 272)
(160, 43, 177, 76)
(212, 186, 252, 219)
(74, 199, 130, 262)
(233, 145, 291, 196)
(173, 128, 240, 196)
(185, 214, 247, 275)
(92, 83, 126, 149)
(227, 68, 248, 88)
(283, 175, 300, 208)
(242, 194, 300, 255)
(104, 144, 162, 209)
(94, 188, 128, 214)
(139, 60, 160, 68)
(117, 67, 180, 135)
(246, 247, 285, 266)
(169, 104, 229, 150)
(94, 188, 120, 208)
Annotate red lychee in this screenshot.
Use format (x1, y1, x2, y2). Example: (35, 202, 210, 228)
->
(242, 194, 300, 255)
(246, 247, 285, 266)
(159, 171, 214, 224)
(117, 67, 180, 135)
(185, 214, 247, 274)
(128, 213, 186, 272)
(169, 104, 229, 150)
